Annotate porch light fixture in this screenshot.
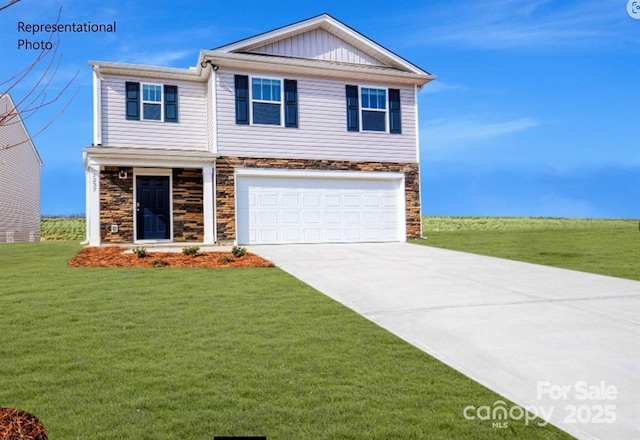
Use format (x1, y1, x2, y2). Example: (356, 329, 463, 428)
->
(118, 169, 127, 179)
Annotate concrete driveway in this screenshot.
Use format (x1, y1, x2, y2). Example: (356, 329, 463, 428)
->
(250, 242, 640, 440)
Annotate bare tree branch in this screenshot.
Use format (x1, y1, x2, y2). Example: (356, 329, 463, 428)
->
(0, 0, 21, 12)
(0, 5, 79, 150)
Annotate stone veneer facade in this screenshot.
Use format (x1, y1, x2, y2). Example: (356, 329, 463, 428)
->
(99, 159, 420, 244)
(215, 156, 421, 242)
(100, 166, 204, 243)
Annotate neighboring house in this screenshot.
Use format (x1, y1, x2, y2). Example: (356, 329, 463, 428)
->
(0, 94, 43, 243)
(83, 14, 434, 246)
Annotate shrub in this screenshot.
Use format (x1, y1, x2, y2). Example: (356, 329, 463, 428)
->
(182, 246, 200, 258)
(218, 254, 233, 264)
(132, 247, 147, 258)
(231, 246, 247, 258)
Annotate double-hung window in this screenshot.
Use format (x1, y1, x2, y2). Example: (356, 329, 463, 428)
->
(142, 84, 162, 120)
(360, 87, 387, 132)
(252, 78, 282, 125)
(125, 82, 178, 123)
(345, 85, 401, 133)
(234, 75, 298, 128)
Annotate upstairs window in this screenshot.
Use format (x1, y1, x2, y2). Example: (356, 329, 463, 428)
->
(125, 82, 178, 123)
(345, 85, 401, 134)
(361, 87, 386, 132)
(142, 84, 162, 120)
(252, 78, 282, 125)
(235, 75, 297, 128)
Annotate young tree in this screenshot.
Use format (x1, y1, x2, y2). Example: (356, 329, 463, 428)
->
(0, 3, 79, 150)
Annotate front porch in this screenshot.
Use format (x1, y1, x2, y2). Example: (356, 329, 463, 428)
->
(83, 147, 217, 246)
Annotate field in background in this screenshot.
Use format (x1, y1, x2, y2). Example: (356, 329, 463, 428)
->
(418, 217, 640, 281)
(40, 217, 85, 241)
(39, 216, 640, 280)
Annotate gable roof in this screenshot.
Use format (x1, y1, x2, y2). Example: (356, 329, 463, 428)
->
(0, 93, 43, 165)
(213, 14, 433, 79)
(90, 14, 435, 87)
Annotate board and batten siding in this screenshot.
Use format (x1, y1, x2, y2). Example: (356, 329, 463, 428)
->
(249, 29, 385, 66)
(100, 74, 207, 150)
(216, 70, 418, 163)
(0, 98, 41, 242)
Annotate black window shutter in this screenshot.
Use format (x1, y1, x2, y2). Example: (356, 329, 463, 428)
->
(345, 85, 359, 131)
(235, 75, 249, 125)
(164, 85, 178, 123)
(125, 82, 140, 120)
(389, 88, 401, 134)
(284, 79, 298, 128)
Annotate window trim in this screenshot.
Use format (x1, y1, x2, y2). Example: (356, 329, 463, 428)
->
(141, 83, 164, 122)
(346, 84, 402, 134)
(359, 85, 388, 133)
(249, 75, 284, 127)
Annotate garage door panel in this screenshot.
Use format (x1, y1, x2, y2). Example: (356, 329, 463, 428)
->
(303, 211, 321, 224)
(282, 211, 300, 223)
(282, 229, 301, 241)
(325, 229, 341, 241)
(236, 174, 404, 245)
(304, 229, 322, 241)
(325, 212, 341, 223)
(282, 194, 300, 207)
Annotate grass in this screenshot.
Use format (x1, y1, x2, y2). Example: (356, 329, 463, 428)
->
(0, 242, 571, 439)
(416, 217, 640, 281)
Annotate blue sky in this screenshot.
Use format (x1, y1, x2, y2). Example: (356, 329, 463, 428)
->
(1, 0, 638, 218)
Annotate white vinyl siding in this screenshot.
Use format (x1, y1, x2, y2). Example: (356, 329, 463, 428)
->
(101, 74, 207, 150)
(249, 29, 385, 66)
(217, 70, 417, 163)
(0, 96, 41, 243)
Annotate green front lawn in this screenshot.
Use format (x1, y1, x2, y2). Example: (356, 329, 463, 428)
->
(415, 217, 640, 281)
(0, 242, 570, 439)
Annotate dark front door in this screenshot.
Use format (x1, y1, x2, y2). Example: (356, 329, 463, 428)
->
(136, 176, 170, 240)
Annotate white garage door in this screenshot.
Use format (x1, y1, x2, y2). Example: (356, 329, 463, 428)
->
(236, 170, 405, 245)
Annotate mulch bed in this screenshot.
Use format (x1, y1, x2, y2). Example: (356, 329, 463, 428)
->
(0, 408, 47, 440)
(68, 246, 274, 268)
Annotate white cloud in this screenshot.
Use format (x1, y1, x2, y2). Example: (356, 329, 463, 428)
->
(111, 47, 193, 67)
(398, 0, 622, 50)
(422, 81, 467, 94)
(423, 116, 541, 144)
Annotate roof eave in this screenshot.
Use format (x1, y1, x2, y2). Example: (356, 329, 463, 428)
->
(201, 51, 434, 87)
(88, 60, 206, 81)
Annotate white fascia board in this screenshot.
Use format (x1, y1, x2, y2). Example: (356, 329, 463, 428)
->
(88, 60, 207, 82)
(201, 52, 433, 86)
(83, 147, 217, 169)
(215, 14, 331, 53)
(235, 168, 405, 181)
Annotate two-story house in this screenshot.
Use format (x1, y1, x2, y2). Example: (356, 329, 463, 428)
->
(83, 14, 434, 246)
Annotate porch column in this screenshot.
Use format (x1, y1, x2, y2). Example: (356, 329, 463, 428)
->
(203, 165, 214, 244)
(87, 163, 101, 246)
